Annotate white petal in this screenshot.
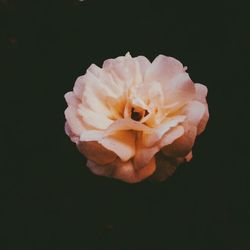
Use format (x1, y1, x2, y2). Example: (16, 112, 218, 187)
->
(77, 104, 113, 130)
(64, 106, 86, 136)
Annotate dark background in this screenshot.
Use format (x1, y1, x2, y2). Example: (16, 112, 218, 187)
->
(1, 0, 250, 249)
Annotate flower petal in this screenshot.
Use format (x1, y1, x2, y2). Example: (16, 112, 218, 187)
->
(142, 115, 185, 147)
(77, 141, 117, 165)
(64, 106, 86, 136)
(134, 126, 184, 169)
(144, 55, 195, 105)
(150, 153, 178, 182)
(87, 160, 115, 177)
(112, 157, 156, 183)
(181, 101, 206, 126)
(195, 83, 208, 103)
(161, 122, 197, 157)
(197, 104, 209, 135)
(77, 104, 113, 130)
(104, 118, 149, 136)
(100, 130, 136, 162)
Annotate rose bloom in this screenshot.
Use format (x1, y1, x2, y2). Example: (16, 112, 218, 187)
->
(64, 53, 209, 183)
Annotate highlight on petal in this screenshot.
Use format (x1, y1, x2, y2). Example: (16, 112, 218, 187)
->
(64, 52, 209, 183)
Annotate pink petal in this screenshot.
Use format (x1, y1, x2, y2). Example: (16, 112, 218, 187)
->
(64, 91, 80, 107)
(197, 104, 209, 135)
(195, 83, 208, 103)
(181, 101, 206, 126)
(144, 55, 195, 105)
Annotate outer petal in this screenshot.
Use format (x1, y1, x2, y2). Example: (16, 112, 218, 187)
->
(197, 104, 209, 135)
(161, 122, 197, 157)
(195, 83, 208, 103)
(150, 153, 178, 182)
(112, 157, 156, 183)
(77, 141, 117, 165)
(144, 55, 195, 105)
(65, 122, 79, 143)
(64, 106, 86, 136)
(180, 101, 206, 126)
(134, 126, 184, 169)
(87, 160, 115, 177)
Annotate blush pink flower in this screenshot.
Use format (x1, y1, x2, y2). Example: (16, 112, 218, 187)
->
(64, 53, 209, 183)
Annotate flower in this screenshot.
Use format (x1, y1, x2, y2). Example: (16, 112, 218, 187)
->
(64, 53, 209, 183)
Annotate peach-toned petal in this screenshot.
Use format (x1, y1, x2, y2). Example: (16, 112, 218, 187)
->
(113, 157, 156, 183)
(102, 53, 138, 89)
(195, 83, 208, 103)
(104, 118, 150, 136)
(77, 141, 117, 165)
(150, 153, 178, 181)
(142, 115, 185, 147)
(65, 122, 79, 143)
(77, 104, 113, 130)
(134, 126, 184, 169)
(161, 122, 197, 157)
(64, 106, 86, 136)
(100, 130, 136, 162)
(135, 55, 151, 77)
(64, 91, 79, 107)
(144, 55, 195, 105)
(197, 104, 209, 135)
(87, 160, 115, 177)
(185, 151, 193, 162)
(181, 101, 206, 126)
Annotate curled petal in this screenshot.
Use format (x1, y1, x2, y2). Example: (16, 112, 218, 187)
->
(64, 106, 86, 136)
(195, 83, 208, 103)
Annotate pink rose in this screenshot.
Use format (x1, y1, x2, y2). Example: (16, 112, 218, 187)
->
(64, 53, 209, 183)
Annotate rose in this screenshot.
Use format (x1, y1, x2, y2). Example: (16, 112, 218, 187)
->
(64, 53, 209, 183)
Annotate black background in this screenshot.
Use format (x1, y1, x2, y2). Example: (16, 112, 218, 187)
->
(1, 0, 250, 249)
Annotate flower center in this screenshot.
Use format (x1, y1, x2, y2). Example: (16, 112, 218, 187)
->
(131, 107, 149, 121)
